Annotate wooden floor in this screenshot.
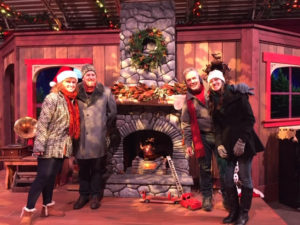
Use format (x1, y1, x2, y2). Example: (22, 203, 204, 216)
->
(0, 170, 287, 225)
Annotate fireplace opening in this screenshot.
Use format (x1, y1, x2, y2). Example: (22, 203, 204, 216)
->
(123, 130, 173, 173)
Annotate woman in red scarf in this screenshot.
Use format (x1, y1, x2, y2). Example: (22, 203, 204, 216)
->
(20, 67, 80, 225)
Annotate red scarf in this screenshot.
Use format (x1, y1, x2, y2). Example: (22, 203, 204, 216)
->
(186, 88, 206, 158)
(61, 89, 80, 139)
(83, 82, 96, 93)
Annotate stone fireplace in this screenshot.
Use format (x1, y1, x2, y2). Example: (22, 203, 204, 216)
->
(103, 0, 192, 198)
(104, 104, 193, 197)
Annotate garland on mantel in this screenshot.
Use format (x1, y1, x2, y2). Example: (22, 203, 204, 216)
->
(111, 82, 186, 103)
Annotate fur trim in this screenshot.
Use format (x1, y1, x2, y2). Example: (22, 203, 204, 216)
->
(77, 82, 104, 106)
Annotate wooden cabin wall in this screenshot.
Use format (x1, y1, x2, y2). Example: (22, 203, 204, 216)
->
(176, 25, 300, 201)
(0, 30, 120, 146)
(257, 33, 300, 201)
(176, 41, 239, 82)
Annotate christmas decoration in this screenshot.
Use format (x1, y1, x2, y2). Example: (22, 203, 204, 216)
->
(95, 0, 119, 29)
(129, 28, 168, 71)
(203, 53, 231, 81)
(0, 2, 52, 27)
(192, 0, 203, 17)
(111, 82, 186, 103)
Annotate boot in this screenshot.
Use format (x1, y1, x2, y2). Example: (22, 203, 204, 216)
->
(73, 195, 89, 210)
(90, 195, 101, 209)
(221, 190, 230, 210)
(223, 187, 239, 224)
(235, 187, 253, 225)
(20, 207, 36, 225)
(202, 196, 213, 211)
(41, 201, 65, 217)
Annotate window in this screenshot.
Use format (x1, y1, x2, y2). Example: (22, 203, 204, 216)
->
(263, 52, 300, 127)
(26, 58, 92, 118)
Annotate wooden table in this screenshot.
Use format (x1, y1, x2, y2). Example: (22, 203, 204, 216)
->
(2, 156, 37, 189)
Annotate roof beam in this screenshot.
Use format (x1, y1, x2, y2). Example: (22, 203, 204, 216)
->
(40, 0, 63, 29)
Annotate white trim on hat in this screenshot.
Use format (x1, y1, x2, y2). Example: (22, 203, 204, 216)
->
(207, 70, 225, 83)
(57, 70, 78, 83)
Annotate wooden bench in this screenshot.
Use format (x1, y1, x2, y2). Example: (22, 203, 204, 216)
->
(2, 156, 37, 189)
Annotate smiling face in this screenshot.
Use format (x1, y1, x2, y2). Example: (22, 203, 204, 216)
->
(185, 70, 202, 91)
(62, 77, 77, 92)
(209, 77, 224, 92)
(82, 71, 97, 88)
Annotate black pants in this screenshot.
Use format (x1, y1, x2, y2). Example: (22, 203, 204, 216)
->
(77, 156, 107, 197)
(198, 132, 226, 198)
(26, 158, 64, 209)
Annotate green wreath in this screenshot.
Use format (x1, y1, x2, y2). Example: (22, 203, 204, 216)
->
(129, 28, 167, 71)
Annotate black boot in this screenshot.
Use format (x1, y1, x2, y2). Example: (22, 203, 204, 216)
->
(90, 195, 101, 209)
(73, 195, 89, 210)
(223, 187, 239, 224)
(221, 190, 230, 211)
(235, 187, 253, 225)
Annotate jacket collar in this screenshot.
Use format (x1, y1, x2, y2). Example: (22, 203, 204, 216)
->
(77, 82, 104, 106)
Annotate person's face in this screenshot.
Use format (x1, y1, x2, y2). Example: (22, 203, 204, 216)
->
(185, 71, 201, 91)
(209, 78, 224, 92)
(82, 71, 97, 87)
(62, 78, 77, 92)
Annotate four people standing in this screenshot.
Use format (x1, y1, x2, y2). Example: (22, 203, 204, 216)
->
(20, 63, 263, 225)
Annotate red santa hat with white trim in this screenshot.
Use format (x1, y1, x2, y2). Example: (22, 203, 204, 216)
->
(49, 66, 78, 87)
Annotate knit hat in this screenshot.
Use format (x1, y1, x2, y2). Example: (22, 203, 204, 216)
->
(81, 64, 96, 78)
(50, 66, 78, 87)
(207, 70, 225, 84)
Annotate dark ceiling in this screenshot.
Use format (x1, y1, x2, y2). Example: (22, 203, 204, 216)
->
(0, 0, 300, 37)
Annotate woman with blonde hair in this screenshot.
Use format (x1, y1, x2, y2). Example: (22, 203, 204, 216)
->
(20, 67, 80, 225)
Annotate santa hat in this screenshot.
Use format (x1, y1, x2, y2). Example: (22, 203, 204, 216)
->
(49, 66, 78, 87)
(207, 70, 225, 84)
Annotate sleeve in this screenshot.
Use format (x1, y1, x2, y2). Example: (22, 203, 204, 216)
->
(33, 93, 58, 153)
(212, 112, 223, 147)
(106, 89, 117, 127)
(180, 100, 193, 148)
(239, 94, 255, 142)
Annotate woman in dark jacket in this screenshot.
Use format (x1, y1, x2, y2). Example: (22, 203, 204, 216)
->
(207, 70, 264, 225)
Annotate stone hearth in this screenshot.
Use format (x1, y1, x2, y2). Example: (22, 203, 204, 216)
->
(104, 104, 193, 197)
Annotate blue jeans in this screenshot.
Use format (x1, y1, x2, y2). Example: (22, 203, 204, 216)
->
(198, 132, 226, 198)
(26, 158, 64, 209)
(77, 156, 107, 197)
(224, 157, 253, 189)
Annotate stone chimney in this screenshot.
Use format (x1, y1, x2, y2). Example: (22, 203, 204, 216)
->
(119, 0, 176, 87)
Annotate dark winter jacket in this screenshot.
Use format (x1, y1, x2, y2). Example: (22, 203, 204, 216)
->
(211, 85, 264, 159)
(75, 82, 117, 159)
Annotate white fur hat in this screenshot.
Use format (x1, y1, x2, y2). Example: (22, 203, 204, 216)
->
(207, 70, 225, 84)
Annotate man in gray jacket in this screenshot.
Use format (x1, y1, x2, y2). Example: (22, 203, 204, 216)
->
(73, 64, 117, 210)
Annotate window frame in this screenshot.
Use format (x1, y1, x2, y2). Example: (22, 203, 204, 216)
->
(263, 52, 300, 127)
(26, 58, 93, 118)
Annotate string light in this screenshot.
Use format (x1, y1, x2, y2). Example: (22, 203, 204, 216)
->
(192, 0, 203, 17)
(95, 0, 119, 29)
